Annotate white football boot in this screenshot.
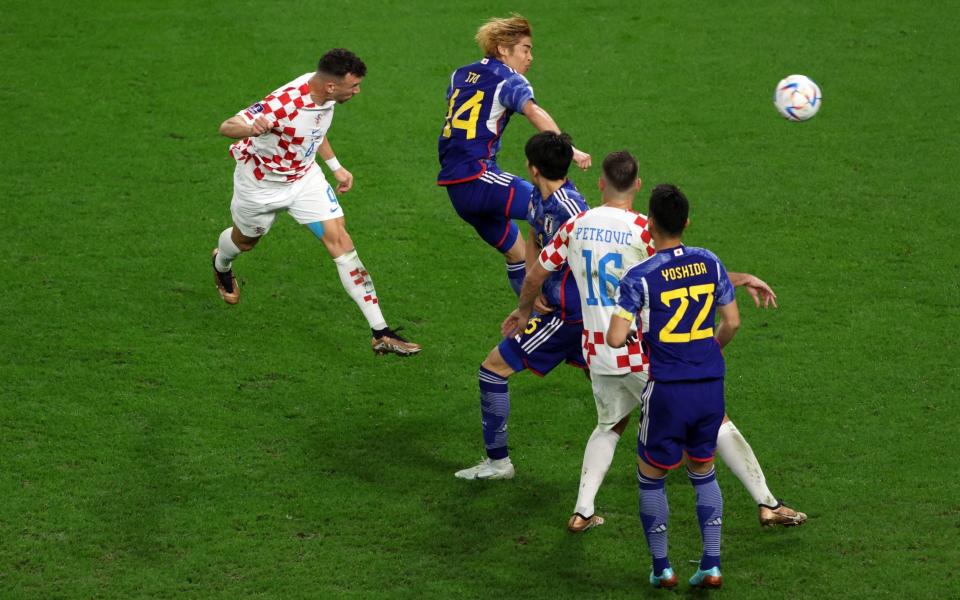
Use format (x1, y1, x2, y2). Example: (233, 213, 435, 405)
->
(454, 457, 515, 480)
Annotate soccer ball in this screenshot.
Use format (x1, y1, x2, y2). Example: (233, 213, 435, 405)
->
(774, 75, 822, 121)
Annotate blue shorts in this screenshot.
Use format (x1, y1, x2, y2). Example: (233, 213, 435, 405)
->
(445, 167, 534, 252)
(498, 313, 587, 376)
(637, 379, 725, 470)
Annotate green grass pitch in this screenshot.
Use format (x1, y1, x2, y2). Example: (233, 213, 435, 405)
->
(2, 1, 958, 598)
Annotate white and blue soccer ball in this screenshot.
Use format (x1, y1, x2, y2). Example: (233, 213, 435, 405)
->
(774, 75, 822, 121)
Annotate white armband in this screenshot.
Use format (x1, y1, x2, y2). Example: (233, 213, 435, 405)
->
(325, 157, 342, 172)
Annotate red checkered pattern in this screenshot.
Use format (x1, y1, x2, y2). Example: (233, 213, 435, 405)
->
(633, 215, 655, 256)
(229, 74, 327, 183)
(582, 329, 649, 373)
(614, 339, 649, 373)
(539, 216, 580, 271)
(350, 267, 367, 286)
(581, 329, 604, 367)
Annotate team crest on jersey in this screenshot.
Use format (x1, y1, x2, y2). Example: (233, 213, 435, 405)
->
(543, 214, 556, 236)
(246, 102, 265, 115)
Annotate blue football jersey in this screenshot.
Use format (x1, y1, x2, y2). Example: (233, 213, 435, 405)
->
(616, 246, 735, 381)
(527, 181, 588, 322)
(437, 57, 535, 185)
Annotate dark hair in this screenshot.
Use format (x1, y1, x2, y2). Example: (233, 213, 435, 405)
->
(317, 48, 367, 78)
(601, 151, 638, 193)
(524, 131, 573, 180)
(648, 184, 689, 236)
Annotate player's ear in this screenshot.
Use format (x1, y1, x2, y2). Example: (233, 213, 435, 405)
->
(598, 176, 606, 192)
(634, 177, 642, 192)
(684, 218, 691, 231)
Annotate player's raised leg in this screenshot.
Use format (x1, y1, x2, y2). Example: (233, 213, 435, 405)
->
(212, 226, 251, 304)
(447, 173, 534, 296)
(308, 217, 420, 356)
(715, 417, 806, 526)
(503, 236, 526, 297)
(212, 201, 268, 304)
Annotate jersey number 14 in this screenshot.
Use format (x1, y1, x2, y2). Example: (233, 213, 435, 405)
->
(442, 89, 485, 140)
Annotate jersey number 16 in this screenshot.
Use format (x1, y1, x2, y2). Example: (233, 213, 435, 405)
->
(582, 250, 622, 306)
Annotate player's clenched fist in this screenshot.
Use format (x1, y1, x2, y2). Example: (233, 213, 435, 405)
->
(249, 116, 272, 136)
(333, 167, 354, 194)
(573, 148, 592, 170)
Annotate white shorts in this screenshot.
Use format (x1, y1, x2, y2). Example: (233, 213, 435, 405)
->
(590, 371, 649, 431)
(230, 160, 344, 237)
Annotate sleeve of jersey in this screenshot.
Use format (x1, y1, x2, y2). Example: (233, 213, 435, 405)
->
(614, 272, 644, 319)
(715, 260, 736, 306)
(538, 219, 573, 271)
(236, 89, 294, 127)
(498, 74, 536, 113)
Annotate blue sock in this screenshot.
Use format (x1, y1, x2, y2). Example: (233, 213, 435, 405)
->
(638, 468, 670, 575)
(478, 366, 510, 459)
(506, 261, 525, 296)
(689, 467, 723, 571)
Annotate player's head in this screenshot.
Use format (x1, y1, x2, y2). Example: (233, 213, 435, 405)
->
(599, 151, 641, 198)
(476, 14, 533, 74)
(648, 184, 690, 237)
(316, 48, 367, 103)
(525, 131, 573, 182)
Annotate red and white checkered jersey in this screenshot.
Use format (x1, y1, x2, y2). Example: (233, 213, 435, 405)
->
(229, 73, 335, 183)
(539, 205, 656, 375)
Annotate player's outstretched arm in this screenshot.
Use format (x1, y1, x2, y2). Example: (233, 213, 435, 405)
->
(502, 262, 551, 337)
(728, 271, 778, 309)
(523, 228, 554, 314)
(317, 137, 353, 194)
(521, 101, 591, 170)
(606, 313, 634, 348)
(715, 299, 741, 348)
(219, 115, 272, 139)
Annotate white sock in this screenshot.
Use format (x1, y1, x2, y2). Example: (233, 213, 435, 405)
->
(573, 427, 621, 517)
(333, 250, 387, 331)
(716, 420, 777, 506)
(215, 228, 241, 272)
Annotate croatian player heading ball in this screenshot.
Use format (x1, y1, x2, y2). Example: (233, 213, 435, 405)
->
(774, 74, 822, 121)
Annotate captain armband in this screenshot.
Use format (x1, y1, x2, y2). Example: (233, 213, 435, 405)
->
(614, 307, 635, 321)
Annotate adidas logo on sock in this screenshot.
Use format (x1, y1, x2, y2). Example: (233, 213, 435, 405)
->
(706, 517, 723, 526)
(649, 524, 667, 534)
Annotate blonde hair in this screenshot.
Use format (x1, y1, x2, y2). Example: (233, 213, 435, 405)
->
(475, 14, 532, 58)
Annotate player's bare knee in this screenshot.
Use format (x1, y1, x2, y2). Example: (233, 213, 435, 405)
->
(503, 237, 526, 263)
(612, 415, 630, 435)
(482, 348, 514, 378)
(321, 220, 354, 257)
(686, 458, 715, 475)
(231, 228, 260, 252)
(637, 457, 667, 479)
